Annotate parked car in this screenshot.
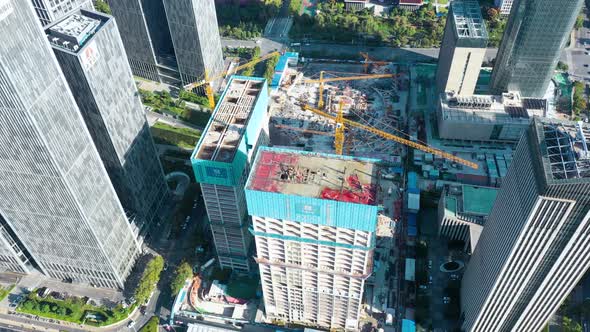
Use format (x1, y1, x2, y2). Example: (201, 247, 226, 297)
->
(127, 320, 135, 328)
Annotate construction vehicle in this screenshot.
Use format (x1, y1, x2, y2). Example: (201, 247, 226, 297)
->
(184, 51, 281, 109)
(303, 71, 398, 109)
(301, 104, 479, 169)
(360, 52, 389, 73)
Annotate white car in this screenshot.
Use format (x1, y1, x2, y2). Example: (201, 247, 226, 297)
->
(127, 320, 136, 328)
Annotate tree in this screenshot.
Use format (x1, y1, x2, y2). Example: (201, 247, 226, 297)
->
(486, 8, 500, 21)
(263, 54, 280, 84)
(139, 316, 159, 332)
(563, 316, 583, 332)
(576, 14, 584, 30)
(134, 256, 164, 305)
(573, 81, 588, 115)
(95, 0, 111, 15)
(171, 261, 194, 295)
(557, 61, 569, 71)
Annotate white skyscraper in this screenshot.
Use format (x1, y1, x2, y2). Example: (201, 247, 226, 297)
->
(461, 118, 590, 332)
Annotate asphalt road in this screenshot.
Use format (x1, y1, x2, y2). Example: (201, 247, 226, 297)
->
(222, 37, 498, 63)
(564, 10, 590, 82)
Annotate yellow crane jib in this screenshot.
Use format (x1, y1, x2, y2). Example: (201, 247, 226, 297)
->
(183, 51, 282, 108)
(303, 72, 398, 109)
(301, 104, 479, 170)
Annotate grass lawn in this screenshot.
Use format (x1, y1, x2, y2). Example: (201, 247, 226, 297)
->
(17, 292, 133, 326)
(182, 109, 212, 128)
(225, 276, 259, 300)
(0, 284, 14, 302)
(150, 122, 201, 149)
(437, 0, 449, 4)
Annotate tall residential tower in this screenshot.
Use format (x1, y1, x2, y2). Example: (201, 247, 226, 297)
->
(246, 148, 381, 330)
(435, 0, 488, 96)
(191, 76, 270, 272)
(461, 118, 590, 331)
(163, 0, 224, 85)
(0, 0, 140, 288)
(46, 10, 169, 233)
(490, 0, 583, 97)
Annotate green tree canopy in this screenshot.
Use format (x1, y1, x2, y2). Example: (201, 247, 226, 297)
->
(171, 262, 194, 295)
(95, 0, 111, 15)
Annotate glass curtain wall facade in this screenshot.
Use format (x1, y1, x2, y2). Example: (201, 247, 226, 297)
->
(490, 0, 583, 97)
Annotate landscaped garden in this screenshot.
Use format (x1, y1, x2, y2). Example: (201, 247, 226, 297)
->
(150, 122, 202, 149)
(17, 256, 164, 327)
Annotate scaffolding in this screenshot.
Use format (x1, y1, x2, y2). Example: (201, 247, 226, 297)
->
(542, 120, 590, 180)
(451, 0, 488, 39)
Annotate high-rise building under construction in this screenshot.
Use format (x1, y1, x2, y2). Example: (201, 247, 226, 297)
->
(191, 76, 270, 272)
(461, 118, 590, 331)
(245, 148, 381, 330)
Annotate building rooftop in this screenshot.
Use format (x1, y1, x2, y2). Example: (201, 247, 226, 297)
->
(195, 78, 265, 163)
(536, 118, 590, 181)
(247, 149, 380, 205)
(451, 0, 488, 39)
(440, 91, 547, 124)
(462, 185, 497, 215)
(46, 13, 101, 52)
(442, 183, 498, 225)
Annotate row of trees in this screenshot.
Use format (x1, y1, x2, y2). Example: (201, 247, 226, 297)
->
(573, 81, 587, 117)
(263, 53, 280, 83)
(134, 256, 164, 305)
(216, 0, 282, 39)
(290, 2, 445, 48)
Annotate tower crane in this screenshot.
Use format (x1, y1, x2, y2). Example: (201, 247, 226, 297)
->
(303, 71, 398, 109)
(301, 104, 479, 169)
(184, 51, 281, 109)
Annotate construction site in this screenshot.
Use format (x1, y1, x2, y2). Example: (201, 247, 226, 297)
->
(183, 47, 519, 331)
(269, 56, 411, 164)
